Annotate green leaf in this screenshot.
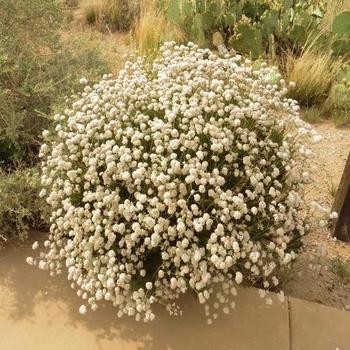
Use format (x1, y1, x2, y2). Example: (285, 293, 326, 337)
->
(281, 11, 291, 32)
(230, 2, 243, 22)
(332, 39, 350, 57)
(182, 0, 192, 18)
(244, 0, 256, 19)
(336, 65, 350, 81)
(244, 0, 268, 20)
(202, 11, 215, 31)
(262, 10, 279, 37)
(225, 13, 236, 27)
(209, 1, 221, 18)
(229, 23, 263, 59)
(330, 83, 350, 107)
(195, 0, 205, 13)
(299, 11, 313, 28)
(168, 0, 182, 25)
(289, 25, 306, 44)
(192, 14, 206, 46)
(332, 11, 350, 37)
(283, 0, 293, 10)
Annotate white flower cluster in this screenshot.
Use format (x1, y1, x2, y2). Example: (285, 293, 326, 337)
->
(29, 42, 317, 322)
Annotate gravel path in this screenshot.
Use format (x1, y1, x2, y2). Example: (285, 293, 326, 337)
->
(285, 122, 350, 310)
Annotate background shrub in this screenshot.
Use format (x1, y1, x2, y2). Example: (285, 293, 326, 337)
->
(285, 47, 342, 107)
(0, 168, 47, 247)
(0, 0, 115, 245)
(133, 0, 184, 55)
(82, 0, 140, 32)
(0, 0, 63, 167)
(0, 0, 113, 168)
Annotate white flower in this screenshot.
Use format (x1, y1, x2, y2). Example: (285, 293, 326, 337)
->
(31, 42, 315, 323)
(79, 77, 88, 85)
(330, 211, 338, 219)
(235, 272, 243, 285)
(32, 241, 39, 250)
(26, 257, 34, 265)
(79, 305, 87, 315)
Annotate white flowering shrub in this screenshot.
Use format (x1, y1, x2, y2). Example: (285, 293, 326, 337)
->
(29, 42, 318, 322)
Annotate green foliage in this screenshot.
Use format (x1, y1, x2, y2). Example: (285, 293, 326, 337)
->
(328, 181, 338, 198)
(0, 0, 114, 245)
(0, 0, 63, 167)
(330, 256, 350, 280)
(302, 107, 323, 124)
(229, 22, 263, 59)
(0, 168, 47, 247)
(167, 0, 218, 46)
(324, 65, 350, 126)
(0, 0, 112, 169)
(331, 11, 350, 57)
(52, 30, 113, 106)
(64, 0, 79, 7)
(164, 0, 327, 57)
(84, 0, 141, 32)
(332, 11, 350, 36)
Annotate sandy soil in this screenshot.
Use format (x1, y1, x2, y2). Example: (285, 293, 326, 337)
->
(285, 122, 350, 311)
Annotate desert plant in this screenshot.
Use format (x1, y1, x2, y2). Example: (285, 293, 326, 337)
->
(0, 0, 115, 246)
(29, 42, 319, 322)
(134, 0, 184, 54)
(325, 82, 350, 126)
(322, 0, 350, 31)
(323, 65, 350, 126)
(0, 168, 47, 247)
(63, 0, 79, 7)
(165, 0, 326, 58)
(285, 48, 342, 106)
(330, 256, 350, 280)
(53, 30, 115, 97)
(0, 0, 115, 169)
(83, 0, 140, 31)
(0, 0, 64, 167)
(330, 11, 350, 57)
(328, 182, 338, 198)
(302, 106, 324, 124)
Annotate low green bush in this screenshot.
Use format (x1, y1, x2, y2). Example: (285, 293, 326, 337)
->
(324, 65, 350, 126)
(302, 107, 324, 124)
(0, 0, 112, 169)
(0, 0, 63, 167)
(0, 0, 114, 244)
(0, 168, 47, 247)
(83, 0, 140, 32)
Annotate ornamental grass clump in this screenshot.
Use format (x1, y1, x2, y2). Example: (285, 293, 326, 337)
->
(28, 42, 318, 322)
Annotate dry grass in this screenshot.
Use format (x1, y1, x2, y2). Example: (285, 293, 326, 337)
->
(81, 0, 140, 32)
(285, 47, 343, 106)
(302, 106, 324, 124)
(133, 0, 184, 55)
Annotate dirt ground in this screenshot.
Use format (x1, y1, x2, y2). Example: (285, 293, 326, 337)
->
(285, 122, 350, 311)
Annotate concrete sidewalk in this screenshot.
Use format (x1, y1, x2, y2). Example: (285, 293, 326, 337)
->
(1, 244, 349, 350)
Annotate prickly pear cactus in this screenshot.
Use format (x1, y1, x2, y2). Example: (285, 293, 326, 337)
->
(331, 11, 350, 57)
